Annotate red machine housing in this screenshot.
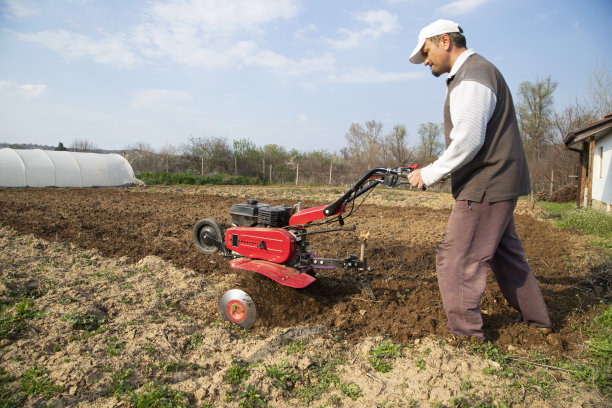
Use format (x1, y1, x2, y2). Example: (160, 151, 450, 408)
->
(225, 227, 296, 264)
(288, 204, 344, 226)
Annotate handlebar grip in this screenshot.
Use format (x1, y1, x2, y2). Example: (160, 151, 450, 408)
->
(323, 197, 345, 216)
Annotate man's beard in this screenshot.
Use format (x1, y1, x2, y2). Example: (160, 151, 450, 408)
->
(431, 68, 442, 77)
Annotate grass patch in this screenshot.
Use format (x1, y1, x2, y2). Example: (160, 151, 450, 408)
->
(339, 382, 362, 400)
(0, 366, 64, 406)
(467, 303, 612, 399)
(539, 202, 612, 241)
(265, 360, 299, 392)
(284, 339, 306, 355)
(294, 359, 340, 405)
(0, 297, 40, 341)
(368, 340, 402, 373)
(237, 384, 266, 408)
(137, 172, 266, 186)
(62, 310, 105, 331)
(558, 303, 611, 394)
(130, 381, 185, 407)
(107, 368, 135, 398)
(106, 336, 125, 356)
(224, 361, 251, 386)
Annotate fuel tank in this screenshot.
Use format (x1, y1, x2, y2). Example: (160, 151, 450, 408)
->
(225, 227, 296, 263)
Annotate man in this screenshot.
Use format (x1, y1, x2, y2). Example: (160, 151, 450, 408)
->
(406, 19, 552, 341)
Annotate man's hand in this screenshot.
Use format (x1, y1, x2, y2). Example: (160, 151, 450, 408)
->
(408, 168, 426, 189)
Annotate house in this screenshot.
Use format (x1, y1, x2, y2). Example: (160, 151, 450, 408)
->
(564, 113, 612, 212)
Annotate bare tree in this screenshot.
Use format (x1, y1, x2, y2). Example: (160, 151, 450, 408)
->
(123, 141, 158, 173)
(363, 120, 384, 167)
(416, 122, 444, 165)
(233, 138, 262, 177)
(516, 77, 558, 158)
(385, 124, 414, 166)
(589, 60, 612, 118)
(182, 136, 233, 174)
(70, 138, 99, 152)
(344, 122, 366, 163)
(547, 102, 598, 192)
(552, 102, 597, 145)
(343, 120, 385, 170)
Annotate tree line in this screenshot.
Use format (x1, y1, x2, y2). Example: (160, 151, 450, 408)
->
(25, 62, 611, 195)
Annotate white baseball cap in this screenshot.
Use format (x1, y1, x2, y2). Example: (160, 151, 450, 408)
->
(409, 19, 462, 64)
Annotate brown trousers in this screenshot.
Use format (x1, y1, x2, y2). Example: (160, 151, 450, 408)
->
(436, 196, 551, 340)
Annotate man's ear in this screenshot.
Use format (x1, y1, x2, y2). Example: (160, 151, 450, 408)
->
(441, 33, 452, 51)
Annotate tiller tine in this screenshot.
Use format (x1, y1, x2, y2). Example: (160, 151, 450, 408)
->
(360, 275, 375, 299)
(358, 232, 375, 300)
(229, 258, 316, 289)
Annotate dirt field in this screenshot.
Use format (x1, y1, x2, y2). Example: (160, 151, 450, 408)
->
(0, 185, 610, 407)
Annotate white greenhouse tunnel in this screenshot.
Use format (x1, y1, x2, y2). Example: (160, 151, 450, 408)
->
(0, 148, 143, 188)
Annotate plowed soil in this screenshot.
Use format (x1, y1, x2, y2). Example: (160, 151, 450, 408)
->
(0, 185, 606, 354)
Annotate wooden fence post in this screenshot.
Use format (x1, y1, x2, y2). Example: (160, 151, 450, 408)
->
(550, 170, 554, 197)
(295, 163, 299, 185)
(329, 162, 333, 185)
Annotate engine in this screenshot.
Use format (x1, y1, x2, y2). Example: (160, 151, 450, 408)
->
(226, 200, 297, 264)
(230, 199, 292, 228)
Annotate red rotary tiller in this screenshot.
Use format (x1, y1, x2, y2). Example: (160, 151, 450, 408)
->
(193, 165, 419, 328)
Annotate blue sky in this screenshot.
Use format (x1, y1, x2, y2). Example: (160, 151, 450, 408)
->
(1, 0, 611, 153)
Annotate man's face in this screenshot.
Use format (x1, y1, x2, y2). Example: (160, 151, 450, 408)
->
(421, 37, 450, 77)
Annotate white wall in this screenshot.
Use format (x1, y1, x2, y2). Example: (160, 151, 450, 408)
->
(592, 131, 612, 206)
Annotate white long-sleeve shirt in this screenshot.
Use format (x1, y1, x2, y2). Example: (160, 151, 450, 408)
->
(420, 50, 497, 186)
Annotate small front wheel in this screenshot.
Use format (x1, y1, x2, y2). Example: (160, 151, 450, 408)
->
(193, 218, 224, 255)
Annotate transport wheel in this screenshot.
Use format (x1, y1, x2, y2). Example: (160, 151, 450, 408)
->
(193, 218, 224, 255)
(219, 289, 256, 330)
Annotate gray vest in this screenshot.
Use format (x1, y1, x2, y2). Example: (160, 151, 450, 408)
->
(444, 53, 530, 202)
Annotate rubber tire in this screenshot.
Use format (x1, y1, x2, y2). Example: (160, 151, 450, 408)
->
(193, 218, 224, 255)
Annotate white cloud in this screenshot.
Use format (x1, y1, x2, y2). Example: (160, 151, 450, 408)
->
(253, 51, 336, 76)
(325, 10, 400, 50)
(11, 0, 331, 76)
(437, 0, 491, 16)
(16, 30, 141, 69)
(0, 80, 47, 99)
(2, 0, 37, 18)
(130, 89, 192, 113)
(295, 23, 318, 41)
(328, 67, 424, 84)
(148, 0, 301, 34)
